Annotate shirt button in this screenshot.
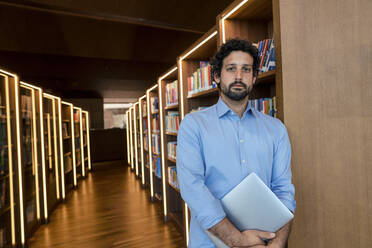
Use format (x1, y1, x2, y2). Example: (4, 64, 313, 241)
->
(242, 160, 246, 163)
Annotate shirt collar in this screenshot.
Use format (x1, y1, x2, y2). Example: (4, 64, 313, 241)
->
(216, 97, 255, 118)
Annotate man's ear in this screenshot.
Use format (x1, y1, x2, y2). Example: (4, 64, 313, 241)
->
(214, 73, 220, 84)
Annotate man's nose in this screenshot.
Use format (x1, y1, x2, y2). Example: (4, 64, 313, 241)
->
(235, 69, 242, 80)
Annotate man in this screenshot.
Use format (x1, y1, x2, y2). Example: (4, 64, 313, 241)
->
(176, 39, 296, 247)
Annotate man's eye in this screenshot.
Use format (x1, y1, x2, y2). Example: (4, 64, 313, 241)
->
(242, 67, 252, 72)
(226, 67, 235, 71)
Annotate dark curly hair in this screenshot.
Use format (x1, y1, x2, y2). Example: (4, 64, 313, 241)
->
(211, 39, 260, 79)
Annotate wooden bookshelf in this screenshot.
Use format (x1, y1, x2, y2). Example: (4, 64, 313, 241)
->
(73, 107, 84, 179)
(42, 93, 61, 219)
(19, 82, 45, 237)
(147, 84, 162, 202)
(139, 95, 148, 187)
(82, 110, 91, 172)
(61, 102, 76, 190)
(133, 102, 140, 177)
(0, 70, 23, 247)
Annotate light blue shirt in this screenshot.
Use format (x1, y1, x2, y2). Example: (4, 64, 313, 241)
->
(176, 98, 296, 248)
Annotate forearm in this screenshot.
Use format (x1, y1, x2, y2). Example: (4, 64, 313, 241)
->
(268, 221, 292, 248)
(208, 217, 242, 247)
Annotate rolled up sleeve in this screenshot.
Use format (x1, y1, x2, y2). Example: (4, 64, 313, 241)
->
(271, 124, 296, 213)
(177, 115, 226, 230)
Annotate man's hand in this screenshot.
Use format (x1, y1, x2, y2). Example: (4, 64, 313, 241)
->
(232, 230, 275, 248)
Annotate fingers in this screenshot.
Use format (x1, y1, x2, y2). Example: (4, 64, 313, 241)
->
(256, 230, 276, 240)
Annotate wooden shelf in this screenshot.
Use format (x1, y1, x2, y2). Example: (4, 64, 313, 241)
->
(152, 130, 160, 134)
(187, 87, 219, 99)
(0, 205, 11, 217)
(0, 173, 9, 181)
(85, 157, 88, 161)
(63, 136, 71, 140)
(62, 119, 70, 123)
(256, 70, 276, 85)
(64, 152, 71, 156)
(169, 212, 183, 231)
(166, 131, 177, 136)
(152, 110, 159, 115)
(168, 156, 177, 163)
(168, 182, 180, 194)
(165, 103, 179, 110)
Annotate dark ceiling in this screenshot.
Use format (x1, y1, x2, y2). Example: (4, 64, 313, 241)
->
(0, 0, 233, 102)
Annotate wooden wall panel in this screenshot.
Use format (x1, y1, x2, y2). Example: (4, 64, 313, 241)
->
(279, 0, 372, 247)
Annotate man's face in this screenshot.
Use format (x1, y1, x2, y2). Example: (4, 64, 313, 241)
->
(215, 51, 256, 101)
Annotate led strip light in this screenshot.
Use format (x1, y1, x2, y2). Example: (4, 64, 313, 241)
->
(129, 108, 134, 169)
(79, 108, 85, 177)
(57, 98, 65, 199)
(85, 111, 92, 171)
(126, 111, 130, 165)
(147, 88, 155, 199)
(2, 73, 16, 245)
(221, 0, 250, 43)
(134, 102, 139, 177)
(139, 95, 146, 186)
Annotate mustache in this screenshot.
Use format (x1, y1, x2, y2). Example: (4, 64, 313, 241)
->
(229, 81, 247, 89)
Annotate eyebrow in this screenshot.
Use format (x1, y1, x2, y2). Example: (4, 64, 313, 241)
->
(224, 63, 253, 66)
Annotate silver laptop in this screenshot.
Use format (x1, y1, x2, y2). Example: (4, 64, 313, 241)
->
(206, 172, 294, 247)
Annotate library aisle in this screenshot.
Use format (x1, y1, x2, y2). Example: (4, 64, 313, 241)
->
(27, 161, 184, 248)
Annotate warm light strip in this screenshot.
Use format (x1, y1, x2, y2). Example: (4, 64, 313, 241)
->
(70, 105, 77, 186)
(126, 111, 130, 164)
(129, 108, 134, 169)
(47, 113, 52, 169)
(43, 93, 57, 99)
(221, 0, 249, 43)
(58, 98, 65, 199)
(14, 76, 25, 245)
(185, 204, 190, 246)
(158, 79, 168, 218)
(180, 31, 217, 60)
(148, 84, 158, 91)
(79, 108, 85, 177)
(20, 81, 40, 90)
(159, 66, 177, 81)
(37, 89, 48, 221)
(30, 88, 41, 220)
(85, 111, 92, 171)
(139, 97, 145, 185)
(134, 103, 139, 176)
(52, 98, 60, 200)
(146, 90, 154, 198)
(3, 74, 16, 245)
(178, 61, 185, 119)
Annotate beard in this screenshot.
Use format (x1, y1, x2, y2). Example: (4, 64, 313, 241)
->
(220, 81, 253, 101)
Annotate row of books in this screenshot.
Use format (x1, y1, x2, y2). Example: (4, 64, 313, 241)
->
(249, 97, 277, 117)
(165, 111, 179, 133)
(0, 147, 8, 175)
(62, 123, 70, 138)
(167, 141, 177, 160)
(152, 134, 160, 155)
(150, 97, 159, 113)
(142, 101, 147, 115)
(256, 38, 276, 73)
(166, 80, 178, 106)
(64, 155, 72, 173)
(20, 95, 32, 119)
(152, 114, 160, 131)
(153, 156, 161, 179)
(144, 134, 148, 151)
(187, 62, 217, 97)
(168, 166, 179, 189)
(0, 122, 6, 146)
(73, 112, 80, 123)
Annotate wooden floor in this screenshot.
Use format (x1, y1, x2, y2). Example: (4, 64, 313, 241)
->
(28, 161, 184, 248)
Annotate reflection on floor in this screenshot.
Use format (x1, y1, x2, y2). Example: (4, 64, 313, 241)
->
(28, 161, 184, 248)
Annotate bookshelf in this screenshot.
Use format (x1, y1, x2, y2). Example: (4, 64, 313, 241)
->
(0, 70, 23, 247)
(42, 94, 61, 219)
(61, 102, 76, 191)
(158, 66, 183, 226)
(129, 107, 135, 171)
(126, 111, 131, 166)
(138, 95, 147, 187)
(178, 27, 219, 245)
(134, 102, 140, 178)
(146, 85, 162, 202)
(81, 110, 91, 172)
(217, 0, 279, 119)
(73, 107, 85, 179)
